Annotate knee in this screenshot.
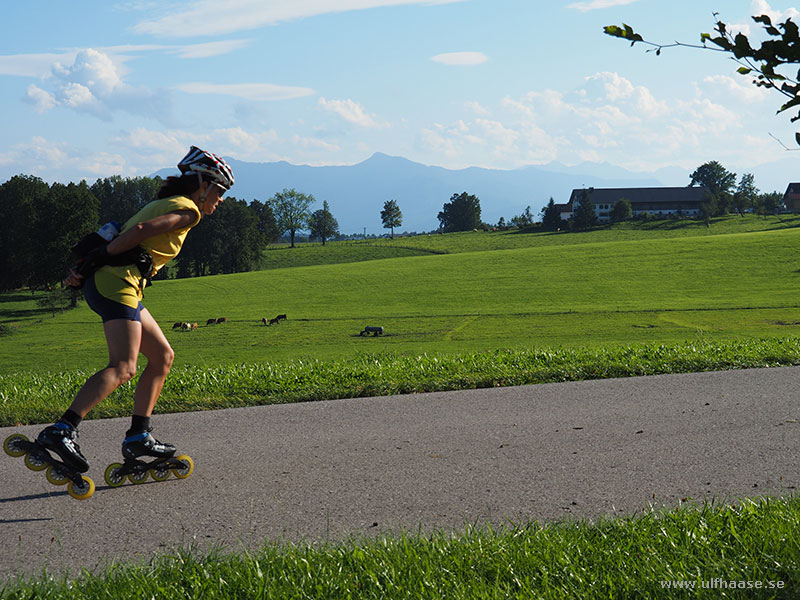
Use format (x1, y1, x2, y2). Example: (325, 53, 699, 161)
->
(152, 345, 175, 374)
(112, 361, 138, 385)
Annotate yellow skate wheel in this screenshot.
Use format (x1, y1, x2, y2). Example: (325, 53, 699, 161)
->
(104, 463, 126, 488)
(172, 454, 194, 479)
(152, 464, 171, 481)
(46, 464, 70, 486)
(3, 433, 28, 457)
(68, 476, 95, 500)
(128, 469, 149, 484)
(24, 452, 48, 471)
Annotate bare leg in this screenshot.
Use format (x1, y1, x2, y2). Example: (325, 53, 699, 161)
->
(68, 319, 142, 418)
(132, 308, 175, 418)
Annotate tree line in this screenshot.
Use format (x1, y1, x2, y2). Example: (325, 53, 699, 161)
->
(0, 175, 344, 292)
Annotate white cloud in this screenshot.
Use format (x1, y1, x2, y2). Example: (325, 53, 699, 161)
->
(169, 39, 253, 59)
(0, 52, 76, 77)
(22, 48, 171, 123)
(567, 0, 640, 12)
(749, 0, 800, 23)
(134, 0, 467, 38)
(465, 101, 490, 115)
(176, 82, 315, 101)
(318, 97, 388, 128)
(699, 74, 769, 103)
(24, 84, 56, 112)
(431, 52, 487, 66)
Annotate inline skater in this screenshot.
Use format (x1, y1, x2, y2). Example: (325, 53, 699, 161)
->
(36, 146, 234, 478)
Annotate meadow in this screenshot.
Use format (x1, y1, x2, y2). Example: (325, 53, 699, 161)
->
(3, 215, 800, 597)
(4, 215, 800, 425)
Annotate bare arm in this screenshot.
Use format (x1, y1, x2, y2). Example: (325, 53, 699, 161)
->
(106, 210, 199, 256)
(65, 210, 199, 287)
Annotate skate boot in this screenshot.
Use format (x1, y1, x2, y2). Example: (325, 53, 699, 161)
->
(104, 429, 193, 487)
(3, 424, 95, 500)
(37, 422, 90, 473)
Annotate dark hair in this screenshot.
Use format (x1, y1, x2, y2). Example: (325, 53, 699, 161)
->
(157, 173, 202, 199)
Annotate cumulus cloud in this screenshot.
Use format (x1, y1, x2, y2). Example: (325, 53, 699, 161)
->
(24, 48, 172, 123)
(416, 70, 779, 171)
(431, 52, 488, 66)
(134, 0, 467, 38)
(318, 97, 388, 128)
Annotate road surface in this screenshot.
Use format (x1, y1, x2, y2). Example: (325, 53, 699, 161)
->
(1, 367, 798, 578)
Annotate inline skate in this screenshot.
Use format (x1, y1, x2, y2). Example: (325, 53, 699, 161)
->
(104, 430, 193, 487)
(3, 426, 95, 500)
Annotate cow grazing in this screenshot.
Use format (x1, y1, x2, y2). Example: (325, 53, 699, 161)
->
(269, 317, 279, 326)
(206, 318, 216, 326)
(261, 317, 268, 326)
(276, 314, 287, 322)
(172, 322, 182, 330)
(216, 317, 227, 324)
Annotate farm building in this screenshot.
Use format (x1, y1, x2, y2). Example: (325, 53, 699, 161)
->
(562, 187, 710, 222)
(784, 183, 800, 212)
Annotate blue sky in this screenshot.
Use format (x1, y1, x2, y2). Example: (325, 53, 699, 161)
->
(2, 0, 799, 185)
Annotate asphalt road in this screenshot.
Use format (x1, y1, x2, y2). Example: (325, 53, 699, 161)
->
(1, 366, 798, 579)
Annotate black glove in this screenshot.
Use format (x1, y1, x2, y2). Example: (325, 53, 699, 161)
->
(75, 243, 110, 279)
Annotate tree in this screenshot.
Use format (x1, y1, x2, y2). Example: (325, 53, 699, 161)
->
(605, 13, 800, 146)
(689, 161, 736, 215)
(510, 206, 535, 228)
(380, 199, 403, 239)
(437, 192, 482, 233)
(611, 198, 633, 222)
(540, 197, 561, 231)
(250, 199, 280, 245)
(309, 200, 339, 245)
(733, 173, 759, 216)
(91, 175, 161, 223)
(571, 189, 597, 231)
(176, 196, 263, 276)
(269, 188, 315, 248)
(754, 191, 783, 218)
(0, 175, 48, 291)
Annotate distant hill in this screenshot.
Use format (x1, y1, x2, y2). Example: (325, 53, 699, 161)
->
(154, 152, 790, 235)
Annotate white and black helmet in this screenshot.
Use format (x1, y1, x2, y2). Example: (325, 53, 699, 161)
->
(178, 146, 235, 190)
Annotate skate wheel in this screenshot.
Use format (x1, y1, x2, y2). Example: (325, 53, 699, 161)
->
(68, 476, 95, 500)
(172, 454, 194, 479)
(46, 464, 70, 486)
(128, 469, 149, 484)
(3, 433, 28, 457)
(24, 451, 48, 471)
(104, 463, 126, 488)
(152, 465, 171, 482)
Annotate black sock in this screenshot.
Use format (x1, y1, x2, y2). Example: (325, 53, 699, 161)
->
(59, 409, 82, 429)
(127, 415, 151, 437)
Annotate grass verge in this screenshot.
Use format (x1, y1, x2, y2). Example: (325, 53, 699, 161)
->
(2, 496, 798, 599)
(3, 337, 800, 426)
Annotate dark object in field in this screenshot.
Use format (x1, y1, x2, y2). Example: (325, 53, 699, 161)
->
(360, 326, 384, 337)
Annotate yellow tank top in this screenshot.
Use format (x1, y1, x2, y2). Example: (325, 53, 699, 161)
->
(94, 196, 202, 307)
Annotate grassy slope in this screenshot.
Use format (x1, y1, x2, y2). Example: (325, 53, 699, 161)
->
(3, 216, 800, 373)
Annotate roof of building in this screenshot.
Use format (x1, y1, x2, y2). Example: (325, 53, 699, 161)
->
(567, 186, 709, 206)
(784, 183, 800, 196)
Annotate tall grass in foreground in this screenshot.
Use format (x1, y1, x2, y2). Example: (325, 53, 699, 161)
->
(3, 496, 798, 599)
(3, 337, 800, 426)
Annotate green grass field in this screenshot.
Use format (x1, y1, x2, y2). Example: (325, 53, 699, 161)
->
(3, 215, 800, 373)
(3, 214, 800, 597)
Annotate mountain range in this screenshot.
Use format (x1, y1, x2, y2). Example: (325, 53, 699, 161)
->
(156, 153, 797, 235)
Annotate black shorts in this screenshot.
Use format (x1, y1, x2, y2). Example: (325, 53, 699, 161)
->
(83, 275, 143, 323)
